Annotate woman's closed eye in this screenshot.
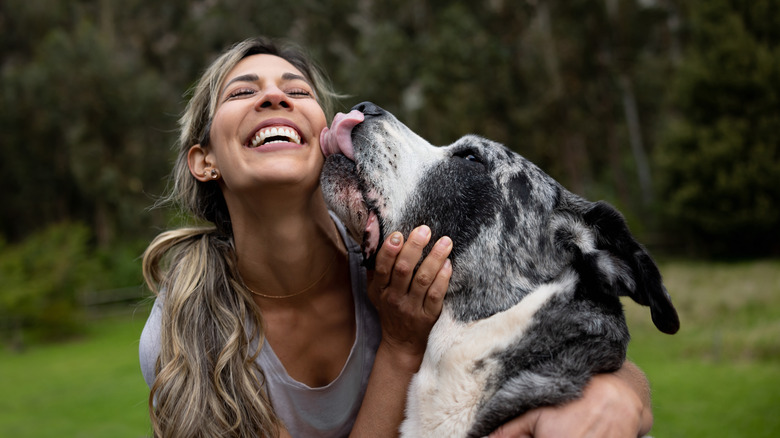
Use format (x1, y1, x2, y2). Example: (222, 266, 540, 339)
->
(224, 87, 312, 102)
(286, 88, 313, 98)
(225, 87, 257, 101)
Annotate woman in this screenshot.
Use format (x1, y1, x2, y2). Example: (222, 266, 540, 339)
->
(140, 36, 653, 437)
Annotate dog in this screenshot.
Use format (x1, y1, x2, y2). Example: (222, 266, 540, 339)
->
(319, 102, 679, 438)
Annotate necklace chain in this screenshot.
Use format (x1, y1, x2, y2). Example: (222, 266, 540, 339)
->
(245, 254, 338, 299)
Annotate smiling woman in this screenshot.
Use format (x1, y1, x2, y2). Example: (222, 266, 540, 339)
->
(139, 36, 454, 438)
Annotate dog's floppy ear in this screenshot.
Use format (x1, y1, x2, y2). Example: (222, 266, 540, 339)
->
(556, 200, 680, 334)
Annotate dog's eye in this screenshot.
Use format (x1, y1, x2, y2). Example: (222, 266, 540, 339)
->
(453, 150, 483, 164)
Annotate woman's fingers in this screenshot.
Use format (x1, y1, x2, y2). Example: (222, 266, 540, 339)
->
(370, 226, 453, 309)
(412, 236, 452, 316)
(386, 225, 432, 297)
(371, 231, 404, 288)
(424, 256, 451, 316)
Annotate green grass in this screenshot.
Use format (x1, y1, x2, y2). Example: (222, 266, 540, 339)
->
(0, 310, 153, 438)
(625, 259, 780, 437)
(1, 260, 778, 437)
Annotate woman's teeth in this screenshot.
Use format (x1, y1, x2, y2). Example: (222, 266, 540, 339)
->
(250, 127, 302, 147)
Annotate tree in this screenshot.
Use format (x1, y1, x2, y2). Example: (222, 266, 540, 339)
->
(3, 0, 775, 260)
(0, 0, 176, 245)
(654, 0, 780, 256)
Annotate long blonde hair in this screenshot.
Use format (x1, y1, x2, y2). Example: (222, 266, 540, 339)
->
(143, 36, 339, 437)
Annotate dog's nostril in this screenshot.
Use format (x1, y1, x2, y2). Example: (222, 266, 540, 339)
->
(352, 101, 384, 117)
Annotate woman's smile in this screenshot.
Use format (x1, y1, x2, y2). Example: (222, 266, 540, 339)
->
(245, 118, 304, 152)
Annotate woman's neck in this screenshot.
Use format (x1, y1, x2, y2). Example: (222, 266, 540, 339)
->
(231, 190, 346, 299)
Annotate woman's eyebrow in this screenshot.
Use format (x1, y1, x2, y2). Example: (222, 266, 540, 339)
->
(221, 74, 259, 96)
(220, 72, 310, 97)
(281, 72, 308, 83)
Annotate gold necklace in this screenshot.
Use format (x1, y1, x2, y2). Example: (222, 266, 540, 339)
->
(246, 254, 339, 299)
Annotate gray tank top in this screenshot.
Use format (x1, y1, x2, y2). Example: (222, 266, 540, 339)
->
(139, 214, 381, 437)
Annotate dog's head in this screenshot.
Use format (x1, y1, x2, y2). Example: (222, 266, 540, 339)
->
(321, 102, 678, 334)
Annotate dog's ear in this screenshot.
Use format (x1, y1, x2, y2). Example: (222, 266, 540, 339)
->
(555, 200, 680, 334)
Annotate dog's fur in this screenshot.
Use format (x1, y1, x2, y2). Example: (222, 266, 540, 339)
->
(320, 102, 679, 438)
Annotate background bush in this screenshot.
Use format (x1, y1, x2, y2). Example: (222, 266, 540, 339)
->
(0, 223, 146, 347)
(0, 223, 92, 346)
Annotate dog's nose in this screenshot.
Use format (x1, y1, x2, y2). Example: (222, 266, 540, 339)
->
(351, 101, 386, 118)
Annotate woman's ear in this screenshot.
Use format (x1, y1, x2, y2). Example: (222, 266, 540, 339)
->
(188, 144, 220, 182)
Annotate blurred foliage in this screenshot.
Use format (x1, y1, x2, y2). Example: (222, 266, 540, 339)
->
(1, 1, 175, 245)
(0, 223, 91, 346)
(654, 0, 780, 256)
(0, 0, 778, 335)
(0, 222, 146, 347)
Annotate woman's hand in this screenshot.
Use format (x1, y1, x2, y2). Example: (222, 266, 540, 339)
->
(488, 362, 653, 438)
(367, 225, 453, 362)
(352, 225, 452, 437)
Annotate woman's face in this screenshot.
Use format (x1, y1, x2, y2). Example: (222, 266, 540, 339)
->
(197, 54, 328, 198)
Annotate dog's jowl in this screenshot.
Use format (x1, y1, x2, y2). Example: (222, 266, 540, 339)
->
(320, 102, 679, 438)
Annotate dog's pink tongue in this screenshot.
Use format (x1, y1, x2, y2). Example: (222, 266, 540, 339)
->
(320, 110, 365, 160)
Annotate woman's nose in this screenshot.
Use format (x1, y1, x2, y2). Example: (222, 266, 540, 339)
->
(255, 86, 292, 110)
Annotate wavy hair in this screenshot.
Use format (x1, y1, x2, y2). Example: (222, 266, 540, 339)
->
(143, 36, 340, 437)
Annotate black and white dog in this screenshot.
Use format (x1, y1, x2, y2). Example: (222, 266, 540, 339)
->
(320, 102, 679, 438)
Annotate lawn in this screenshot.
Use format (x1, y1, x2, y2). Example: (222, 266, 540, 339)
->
(1, 260, 778, 437)
(0, 309, 153, 438)
(626, 259, 780, 437)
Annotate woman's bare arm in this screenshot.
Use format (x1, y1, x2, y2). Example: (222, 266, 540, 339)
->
(489, 360, 653, 438)
(351, 226, 453, 437)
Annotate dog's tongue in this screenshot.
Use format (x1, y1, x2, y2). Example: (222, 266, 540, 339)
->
(320, 110, 365, 160)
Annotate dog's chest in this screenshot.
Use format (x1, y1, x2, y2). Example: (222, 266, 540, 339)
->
(401, 279, 572, 437)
